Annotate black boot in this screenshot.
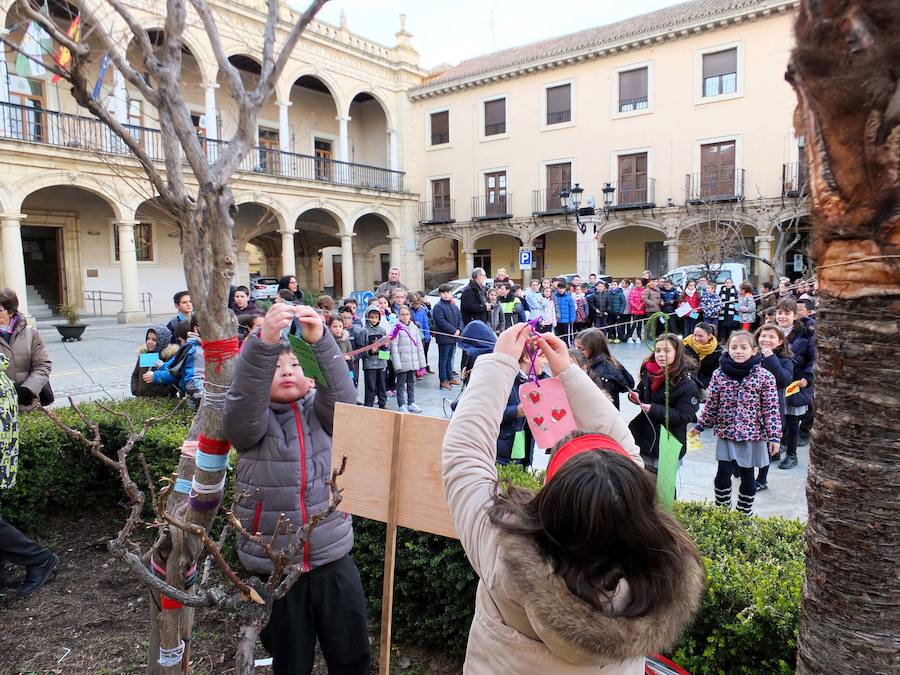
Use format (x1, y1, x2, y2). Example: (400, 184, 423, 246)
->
(16, 553, 58, 598)
(778, 451, 798, 470)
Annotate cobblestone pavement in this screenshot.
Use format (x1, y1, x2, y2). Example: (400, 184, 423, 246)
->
(38, 316, 808, 521)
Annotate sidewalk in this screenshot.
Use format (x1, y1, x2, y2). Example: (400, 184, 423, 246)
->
(37, 318, 808, 521)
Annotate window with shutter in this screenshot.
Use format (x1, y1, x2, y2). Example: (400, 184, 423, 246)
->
(546, 84, 571, 124)
(432, 178, 451, 221)
(700, 141, 736, 198)
(115, 223, 153, 262)
(618, 68, 648, 112)
(484, 171, 508, 215)
(430, 110, 449, 145)
(484, 98, 506, 136)
(702, 48, 737, 97)
(618, 153, 648, 205)
(545, 163, 571, 211)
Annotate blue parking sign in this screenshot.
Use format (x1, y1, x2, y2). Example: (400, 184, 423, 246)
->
(518, 249, 533, 270)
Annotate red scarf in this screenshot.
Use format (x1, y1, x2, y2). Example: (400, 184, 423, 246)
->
(644, 360, 666, 394)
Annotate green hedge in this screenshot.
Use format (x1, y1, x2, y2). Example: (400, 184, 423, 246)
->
(9, 401, 803, 671)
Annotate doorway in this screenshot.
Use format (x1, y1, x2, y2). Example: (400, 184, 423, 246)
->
(21, 225, 64, 309)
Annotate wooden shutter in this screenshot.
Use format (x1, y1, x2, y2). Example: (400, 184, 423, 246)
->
(484, 99, 506, 135)
(485, 171, 507, 215)
(618, 68, 648, 108)
(432, 178, 450, 220)
(700, 141, 736, 197)
(546, 84, 571, 124)
(546, 163, 571, 210)
(430, 111, 449, 145)
(618, 153, 648, 204)
(703, 48, 737, 78)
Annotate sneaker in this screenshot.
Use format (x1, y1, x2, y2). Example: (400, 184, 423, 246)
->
(440, 381, 451, 390)
(408, 404, 423, 414)
(398, 405, 408, 413)
(425, 368, 434, 375)
(755, 480, 768, 492)
(17, 553, 59, 598)
(778, 454, 798, 470)
(613, 339, 621, 344)
(448, 378, 461, 386)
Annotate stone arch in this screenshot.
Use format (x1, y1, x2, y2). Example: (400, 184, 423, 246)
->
(130, 26, 216, 84)
(418, 228, 464, 247)
(232, 192, 289, 230)
(348, 205, 399, 239)
(471, 225, 524, 246)
(599, 217, 668, 241)
(0, 182, 14, 214)
(288, 201, 350, 237)
(530, 222, 574, 242)
(277, 68, 347, 115)
(11, 172, 126, 220)
(232, 200, 288, 245)
(344, 87, 396, 131)
(675, 211, 760, 238)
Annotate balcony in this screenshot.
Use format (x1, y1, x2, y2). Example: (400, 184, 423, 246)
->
(531, 188, 567, 216)
(418, 200, 456, 224)
(472, 194, 513, 221)
(611, 178, 656, 209)
(685, 168, 745, 204)
(782, 162, 809, 198)
(618, 96, 649, 113)
(0, 101, 405, 193)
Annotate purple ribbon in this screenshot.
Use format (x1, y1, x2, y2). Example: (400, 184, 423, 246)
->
(188, 494, 222, 513)
(390, 322, 418, 346)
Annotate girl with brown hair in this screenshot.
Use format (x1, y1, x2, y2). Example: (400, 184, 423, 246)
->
(443, 325, 704, 673)
(574, 327, 634, 410)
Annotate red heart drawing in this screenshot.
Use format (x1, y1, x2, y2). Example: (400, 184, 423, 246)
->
(528, 391, 541, 404)
(533, 415, 545, 427)
(551, 408, 567, 422)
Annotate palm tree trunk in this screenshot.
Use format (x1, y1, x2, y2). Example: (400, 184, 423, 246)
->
(789, 1, 900, 671)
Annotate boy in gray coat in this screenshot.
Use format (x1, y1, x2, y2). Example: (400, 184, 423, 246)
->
(223, 304, 369, 675)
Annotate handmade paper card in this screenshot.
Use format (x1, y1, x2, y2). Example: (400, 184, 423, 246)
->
(785, 380, 802, 397)
(519, 377, 577, 449)
(288, 334, 325, 383)
(139, 352, 160, 368)
(675, 303, 693, 318)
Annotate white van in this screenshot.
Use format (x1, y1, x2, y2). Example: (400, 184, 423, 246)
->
(664, 263, 749, 291)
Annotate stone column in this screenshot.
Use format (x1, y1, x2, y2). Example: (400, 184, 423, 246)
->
(203, 83, 219, 141)
(336, 115, 351, 184)
(755, 235, 774, 283)
(388, 128, 399, 190)
(417, 252, 425, 291)
(464, 248, 477, 277)
(597, 241, 606, 275)
(390, 235, 403, 270)
(114, 220, 143, 324)
(277, 100, 292, 176)
(341, 234, 355, 294)
(575, 220, 599, 278)
(665, 239, 680, 272)
(280, 229, 296, 277)
(237, 248, 251, 287)
(520, 241, 533, 287)
(0, 213, 29, 318)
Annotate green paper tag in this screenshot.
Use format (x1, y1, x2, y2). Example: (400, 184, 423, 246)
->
(378, 349, 391, 360)
(288, 334, 325, 384)
(656, 426, 682, 512)
(511, 430, 526, 460)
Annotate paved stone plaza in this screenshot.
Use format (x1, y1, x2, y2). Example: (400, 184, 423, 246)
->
(38, 315, 808, 521)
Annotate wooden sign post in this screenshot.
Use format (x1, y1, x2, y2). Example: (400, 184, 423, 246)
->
(331, 403, 458, 675)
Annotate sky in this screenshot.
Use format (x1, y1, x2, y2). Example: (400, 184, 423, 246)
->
(311, 0, 682, 70)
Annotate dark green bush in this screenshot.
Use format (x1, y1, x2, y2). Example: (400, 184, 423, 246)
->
(7, 399, 194, 531)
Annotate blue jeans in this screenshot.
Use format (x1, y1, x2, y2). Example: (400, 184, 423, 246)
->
(438, 343, 456, 382)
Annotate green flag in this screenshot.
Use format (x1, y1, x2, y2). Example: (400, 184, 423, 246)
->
(288, 334, 325, 385)
(14, 2, 52, 78)
(656, 426, 681, 512)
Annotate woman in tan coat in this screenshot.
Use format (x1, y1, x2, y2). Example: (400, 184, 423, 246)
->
(0, 289, 51, 411)
(443, 325, 704, 674)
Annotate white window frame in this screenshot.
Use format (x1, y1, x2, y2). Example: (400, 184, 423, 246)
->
(479, 93, 510, 142)
(540, 78, 576, 131)
(692, 134, 743, 196)
(610, 61, 653, 120)
(695, 41, 743, 105)
(426, 106, 451, 150)
(610, 147, 654, 206)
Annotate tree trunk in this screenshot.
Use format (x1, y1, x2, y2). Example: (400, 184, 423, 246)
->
(789, 1, 900, 671)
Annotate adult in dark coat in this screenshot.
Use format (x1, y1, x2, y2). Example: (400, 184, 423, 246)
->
(459, 268, 491, 325)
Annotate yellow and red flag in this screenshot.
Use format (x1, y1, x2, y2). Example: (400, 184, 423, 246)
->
(51, 15, 80, 83)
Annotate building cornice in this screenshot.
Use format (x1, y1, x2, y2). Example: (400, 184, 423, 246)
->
(409, 0, 798, 100)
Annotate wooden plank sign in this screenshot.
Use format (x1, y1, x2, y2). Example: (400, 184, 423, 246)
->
(331, 403, 458, 675)
(332, 403, 458, 539)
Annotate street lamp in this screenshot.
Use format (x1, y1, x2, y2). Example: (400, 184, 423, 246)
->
(601, 182, 615, 216)
(560, 182, 588, 234)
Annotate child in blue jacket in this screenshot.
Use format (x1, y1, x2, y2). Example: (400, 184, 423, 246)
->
(553, 281, 576, 345)
(143, 317, 205, 409)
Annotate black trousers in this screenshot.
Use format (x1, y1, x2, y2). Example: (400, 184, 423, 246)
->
(0, 498, 50, 570)
(261, 554, 371, 675)
(364, 368, 386, 408)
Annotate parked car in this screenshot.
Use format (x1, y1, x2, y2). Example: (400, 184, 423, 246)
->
(558, 273, 613, 286)
(249, 276, 280, 301)
(425, 278, 493, 309)
(663, 263, 749, 291)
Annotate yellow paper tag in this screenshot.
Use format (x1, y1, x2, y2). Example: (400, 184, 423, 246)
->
(785, 380, 802, 397)
(687, 434, 703, 452)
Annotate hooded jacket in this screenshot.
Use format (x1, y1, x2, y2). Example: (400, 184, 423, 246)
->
(389, 322, 427, 372)
(0, 313, 52, 409)
(223, 331, 357, 574)
(589, 356, 635, 411)
(787, 322, 815, 407)
(443, 354, 703, 674)
(628, 287, 646, 316)
(362, 313, 388, 371)
(698, 360, 782, 443)
(131, 325, 179, 398)
(554, 291, 576, 324)
(642, 287, 662, 314)
(628, 368, 699, 461)
(410, 304, 432, 342)
(459, 320, 496, 364)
